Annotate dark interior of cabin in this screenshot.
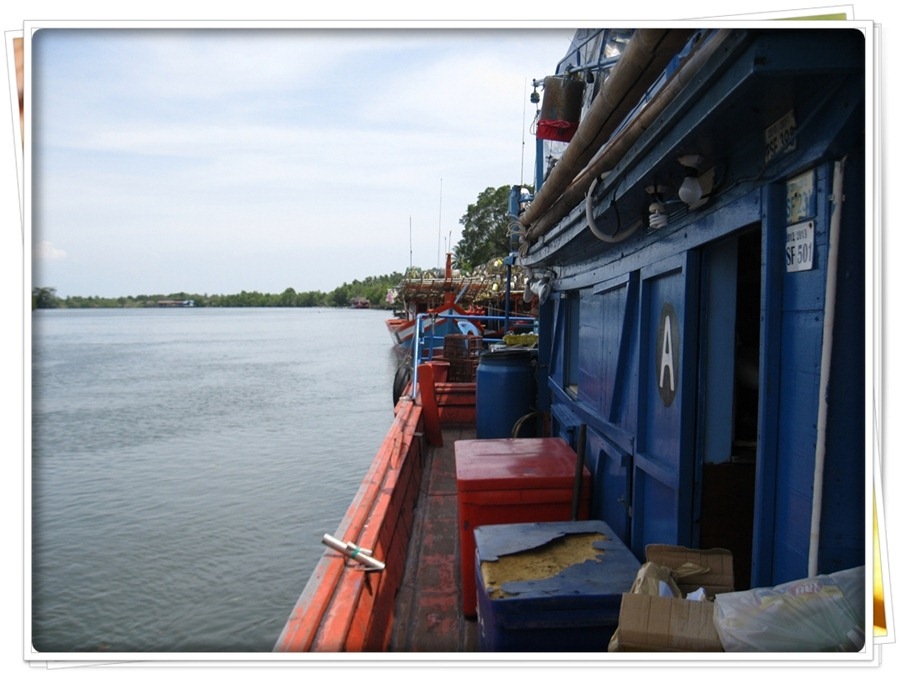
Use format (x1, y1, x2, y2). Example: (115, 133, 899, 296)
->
(698, 226, 760, 590)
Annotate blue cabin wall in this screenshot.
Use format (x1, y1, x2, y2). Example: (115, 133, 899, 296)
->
(530, 28, 866, 589)
(755, 155, 866, 585)
(819, 151, 866, 574)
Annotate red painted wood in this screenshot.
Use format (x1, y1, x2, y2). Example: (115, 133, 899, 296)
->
(418, 362, 449, 447)
(274, 379, 483, 652)
(273, 398, 424, 652)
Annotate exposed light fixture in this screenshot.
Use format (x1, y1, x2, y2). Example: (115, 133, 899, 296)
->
(526, 270, 554, 305)
(645, 184, 668, 229)
(533, 280, 551, 304)
(648, 202, 668, 229)
(677, 154, 704, 207)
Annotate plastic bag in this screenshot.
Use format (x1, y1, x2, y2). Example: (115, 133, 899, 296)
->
(630, 561, 683, 598)
(608, 561, 687, 651)
(713, 566, 865, 652)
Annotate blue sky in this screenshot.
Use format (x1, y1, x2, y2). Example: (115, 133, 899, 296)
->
(27, 26, 570, 297)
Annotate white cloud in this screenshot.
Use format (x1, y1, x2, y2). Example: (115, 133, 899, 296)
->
(34, 241, 67, 261)
(30, 27, 571, 297)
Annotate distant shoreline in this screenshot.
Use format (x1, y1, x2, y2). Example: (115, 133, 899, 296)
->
(31, 272, 404, 311)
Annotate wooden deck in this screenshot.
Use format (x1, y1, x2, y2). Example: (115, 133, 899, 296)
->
(389, 424, 478, 652)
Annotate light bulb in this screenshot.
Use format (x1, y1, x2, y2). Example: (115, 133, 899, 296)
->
(678, 176, 703, 206)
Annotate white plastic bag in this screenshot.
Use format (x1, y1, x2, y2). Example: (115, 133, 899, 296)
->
(713, 566, 865, 652)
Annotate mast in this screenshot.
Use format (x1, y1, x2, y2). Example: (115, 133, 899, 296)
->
(437, 178, 443, 269)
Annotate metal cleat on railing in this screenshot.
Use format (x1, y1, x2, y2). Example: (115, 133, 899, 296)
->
(322, 533, 385, 572)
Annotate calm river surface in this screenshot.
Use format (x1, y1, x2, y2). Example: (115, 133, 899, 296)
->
(31, 307, 400, 653)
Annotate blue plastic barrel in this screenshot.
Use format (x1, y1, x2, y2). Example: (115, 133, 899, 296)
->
(476, 349, 536, 438)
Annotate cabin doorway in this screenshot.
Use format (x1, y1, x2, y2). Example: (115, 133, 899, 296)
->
(695, 226, 760, 590)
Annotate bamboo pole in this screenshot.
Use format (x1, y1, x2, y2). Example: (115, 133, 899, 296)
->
(522, 30, 732, 247)
(520, 29, 694, 240)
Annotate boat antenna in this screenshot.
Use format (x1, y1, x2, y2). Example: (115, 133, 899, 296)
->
(437, 178, 443, 269)
(409, 215, 413, 269)
(521, 81, 527, 186)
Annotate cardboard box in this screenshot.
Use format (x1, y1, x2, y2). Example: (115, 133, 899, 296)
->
(644, 544, 735, 596)
(613, 545, 734, 652)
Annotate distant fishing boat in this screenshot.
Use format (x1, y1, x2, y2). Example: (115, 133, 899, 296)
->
(385, 253, 531, 351)
(156, 299, 195, 307)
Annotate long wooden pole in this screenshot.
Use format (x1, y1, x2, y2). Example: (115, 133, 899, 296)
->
(521, 29, 693, 242)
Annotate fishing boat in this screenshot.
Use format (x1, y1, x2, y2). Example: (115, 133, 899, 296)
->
(156, 299, 195, 307)
(384, 254, 483, 350)
(385, 254, 532, 351)
(351, 297, 371, 309)
(275, 25, 869, 655)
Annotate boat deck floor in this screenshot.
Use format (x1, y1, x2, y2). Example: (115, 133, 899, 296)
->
(389, 424, 478, 652)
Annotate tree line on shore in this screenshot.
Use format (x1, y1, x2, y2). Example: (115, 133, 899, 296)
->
(32, 272, 405, 310)
(32, 183, 526, 311)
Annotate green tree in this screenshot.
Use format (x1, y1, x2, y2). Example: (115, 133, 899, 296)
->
(280, 287, 298, 307)
(297, 290, 325, 307)
(30, 270, 410, 310)
(453, 185, 521, 273)
(32, 287, 59, 309)
(330, 284, 350, 307)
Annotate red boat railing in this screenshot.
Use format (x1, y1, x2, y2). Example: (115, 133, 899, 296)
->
(410, 311, 537, 398)
(273, 395, 425, 652)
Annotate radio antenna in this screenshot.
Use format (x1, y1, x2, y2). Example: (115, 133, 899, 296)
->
(521, 82, 527, 185)
(437, 178, 443, 268)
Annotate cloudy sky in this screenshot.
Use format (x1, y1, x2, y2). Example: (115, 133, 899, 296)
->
(27, 26, 570, 298)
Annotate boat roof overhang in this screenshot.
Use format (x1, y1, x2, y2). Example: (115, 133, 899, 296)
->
(520, 27, 865, 290)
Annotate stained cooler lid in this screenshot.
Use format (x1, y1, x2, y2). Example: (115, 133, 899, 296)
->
(475, 520, 640, 600)
(455, 437, 587, 492)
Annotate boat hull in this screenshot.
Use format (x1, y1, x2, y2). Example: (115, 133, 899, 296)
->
(273, 395, 426, 652)
(385, 302, 481, 351)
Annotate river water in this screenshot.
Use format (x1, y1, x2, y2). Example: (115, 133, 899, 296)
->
(30, 307, 400, 653)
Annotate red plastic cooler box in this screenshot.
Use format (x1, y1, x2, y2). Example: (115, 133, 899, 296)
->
(455, 437, 591, 617)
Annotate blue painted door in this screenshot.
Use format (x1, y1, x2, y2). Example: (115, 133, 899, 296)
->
(632, 251, 699, 553)
(581, 273, 638, 545)
(589, 427, 633, 544)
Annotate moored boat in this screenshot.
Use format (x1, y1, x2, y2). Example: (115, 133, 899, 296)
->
(275, 24, 869, 655)
(351, 297, 371, 309)
(385, 253, 532, 351)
